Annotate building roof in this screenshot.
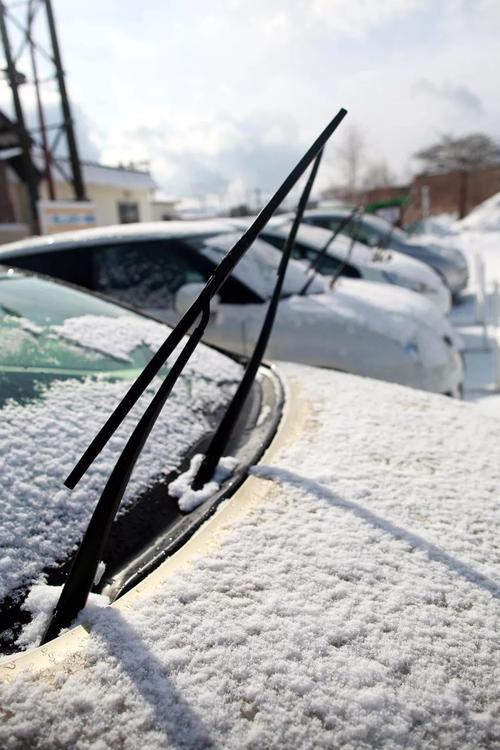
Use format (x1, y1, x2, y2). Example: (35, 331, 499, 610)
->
(64, 160, 158, 191)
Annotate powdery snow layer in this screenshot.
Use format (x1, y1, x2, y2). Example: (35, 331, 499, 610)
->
(459, 191, 500, 232)
(168, 454, 238, 512)
(1, 365, 499, 749)
(0, 315, 242, 601)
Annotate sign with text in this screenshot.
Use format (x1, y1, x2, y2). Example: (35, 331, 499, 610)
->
(38, 200, 97, 235)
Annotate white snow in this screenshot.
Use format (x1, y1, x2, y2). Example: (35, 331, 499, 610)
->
(459, 191, 500, 232)
(16, 584, 109, 651)
(413, 196, 500, 412)
(1, 364, 499, 748)
(168, 454, 238, 512)
(0, 314, 242, 602)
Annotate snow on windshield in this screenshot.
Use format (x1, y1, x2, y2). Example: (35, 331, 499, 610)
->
(0, 314, 242, 602)
(200, 233, 327, 298)
(1, 366, 498, 748)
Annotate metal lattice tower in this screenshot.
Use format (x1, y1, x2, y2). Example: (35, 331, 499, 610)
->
(0, 0, 86, 233)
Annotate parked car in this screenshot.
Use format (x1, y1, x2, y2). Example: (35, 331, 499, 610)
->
(0, 222, 463, 395)
(302, 208, 469, 298)
(250, 218, 452, 315)
(1, 350, 498, 749)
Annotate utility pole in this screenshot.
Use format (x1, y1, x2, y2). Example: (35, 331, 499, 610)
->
(44, 0, 86, 200)
(0, 1, 40, 233)
(0, 0, 87, 234)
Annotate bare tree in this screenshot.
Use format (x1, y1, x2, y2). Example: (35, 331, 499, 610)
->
(362, 160, 395, 189)
(337, 125, 364, 193)
(414, 133, 500, 172)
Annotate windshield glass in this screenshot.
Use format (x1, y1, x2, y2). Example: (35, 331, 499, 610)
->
(199, 233, 327, 298)
(0, 269, 242, 622)
(0, 271, 154, 406)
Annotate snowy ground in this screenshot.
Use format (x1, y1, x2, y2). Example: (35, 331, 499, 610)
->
(417, 200, 500, 414)
(1, 364, 499, 749)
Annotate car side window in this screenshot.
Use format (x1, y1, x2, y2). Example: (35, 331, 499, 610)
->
(309, 217, 338, 233)
(260, 233, 302, 261)
(7, 247, 93, 288)
(292, 241, 361, 278)
(91, 240, 209, 308)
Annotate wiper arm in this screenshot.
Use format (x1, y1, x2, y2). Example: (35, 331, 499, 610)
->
(300, 205, 359, 296)
(329, 206, 365, 289)
(42, 108, 347, 642)
(382, 221, 395, 251)
(65, 108, 347, 491)
(193, 149, 324, 490)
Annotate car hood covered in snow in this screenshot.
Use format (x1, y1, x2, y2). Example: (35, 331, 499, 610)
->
(334, 277, 462, 350)
(1, 364, 498, 748)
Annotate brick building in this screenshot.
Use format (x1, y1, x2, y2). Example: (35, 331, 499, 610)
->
(410, 166, 500, 222)
(326, 164, 500, 227)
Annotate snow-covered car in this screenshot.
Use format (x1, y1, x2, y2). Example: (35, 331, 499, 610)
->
(302, 208, 469, 298)
(253, 218, 452, 315)
(0, 266, 285, 653)
(1, 361, 499, 749)
(0, 222, 463, 395)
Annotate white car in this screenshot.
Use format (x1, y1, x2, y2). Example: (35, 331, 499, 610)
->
(0, 222, 462, 395)
(254, 219, 452, 315)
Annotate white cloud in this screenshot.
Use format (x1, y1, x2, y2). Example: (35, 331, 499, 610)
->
(3, 0, 497, 201)
(413, 80, 484, 114)
(310, 0, 421, 37)
(101, 112, 306, 202)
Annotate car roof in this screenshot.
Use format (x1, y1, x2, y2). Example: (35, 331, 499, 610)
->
(262, 219, 352, 250)
(0, 220, 233, 259)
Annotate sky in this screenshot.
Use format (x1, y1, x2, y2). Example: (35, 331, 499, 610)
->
(1, 0, 499, 207)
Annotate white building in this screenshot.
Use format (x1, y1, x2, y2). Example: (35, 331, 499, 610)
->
(1, 159, 159, 243)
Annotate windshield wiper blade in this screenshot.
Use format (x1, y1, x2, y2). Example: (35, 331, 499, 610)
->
(329, 206, 365, 289)
(300, 205, 360, 296)
(42, 108, 347, 642)
(193, 150, 324, 490)
(65, 107, 347, 491)
(41, 301, 211, 643)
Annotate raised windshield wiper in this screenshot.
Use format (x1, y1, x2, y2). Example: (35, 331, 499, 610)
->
(300, 205, 360, 296)
(65, 109, 346, 491)
(41, 108, 347, 643)
(193, 150, 323, 489)
(329, 206, 365, 289)
(382, 221, 396, 251)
